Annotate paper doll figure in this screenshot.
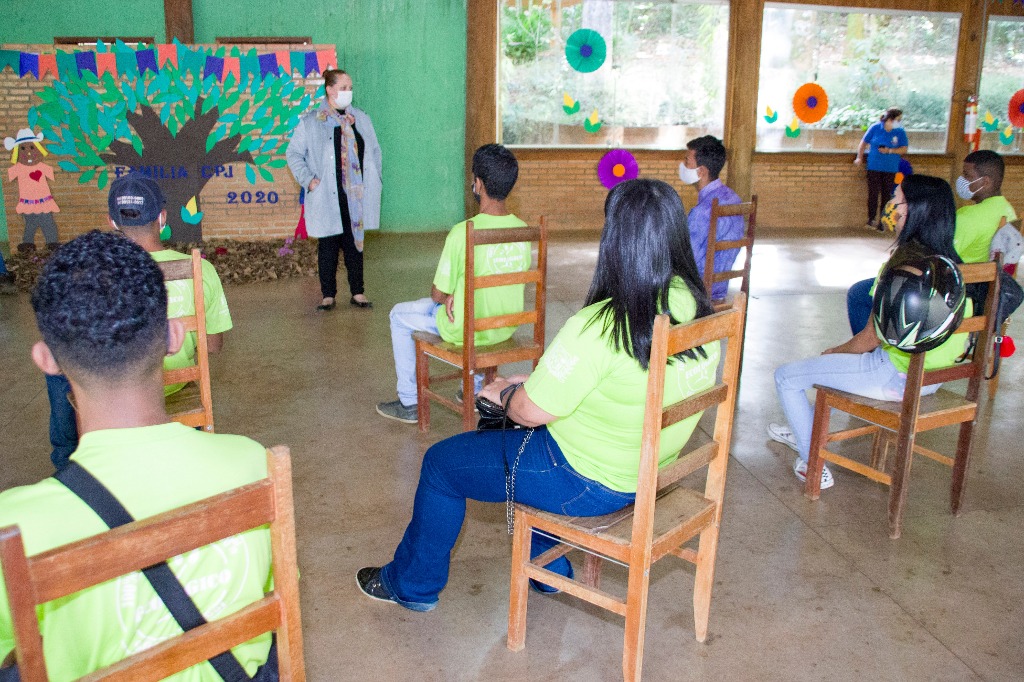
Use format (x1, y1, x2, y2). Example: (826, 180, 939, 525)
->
(4, 128, 60, 252)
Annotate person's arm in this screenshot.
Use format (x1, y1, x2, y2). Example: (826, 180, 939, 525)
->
(207, 332, 225, 354)
(855, 137, 869, 164)
(822, 323, 880, 355)
(430, 284, 454, 323)
(478, 375, 556, 428)
(285, 120, 318, 192)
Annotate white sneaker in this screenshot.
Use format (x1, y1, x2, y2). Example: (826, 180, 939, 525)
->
(767, 422, 798, 452)
(793, 458, 834, 490)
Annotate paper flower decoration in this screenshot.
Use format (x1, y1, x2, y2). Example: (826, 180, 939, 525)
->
(1009, 89, 1024, 128)
(981, 110, 1000, 132)
(1000, 125, 1015, 146)
(764, 106, 778, 124)
(563, 92, 580, 116)
(566, 29, 607, 73)
(785, 117, 801, 138)
(597, 149, 638, 189)
(792, 83, 829, 124)
(584, 109, 602, 133)
(180, 196, 203, 226)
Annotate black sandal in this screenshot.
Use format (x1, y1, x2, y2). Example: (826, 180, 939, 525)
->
(316, 298, 337, 311)
(350, 297, 373, 309)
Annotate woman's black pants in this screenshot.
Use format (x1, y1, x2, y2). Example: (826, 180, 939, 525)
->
(317, 228, 364, 298)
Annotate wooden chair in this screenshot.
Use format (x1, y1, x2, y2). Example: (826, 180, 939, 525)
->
(0, 446, 305, 681)
(703, 195, 757, 304)
(508, 295, 747, 682)
(805, 262, 999, 539)
(414, 218, 547, 432)
(158, 249, 214, 432)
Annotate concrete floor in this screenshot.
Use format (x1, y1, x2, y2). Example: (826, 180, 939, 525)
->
(1, 229, 1022, 681)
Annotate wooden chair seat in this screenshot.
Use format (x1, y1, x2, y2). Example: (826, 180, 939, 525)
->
(816, 386, 977, 433)
(413, 331, 543, 369)
(163, 382, 207, 427)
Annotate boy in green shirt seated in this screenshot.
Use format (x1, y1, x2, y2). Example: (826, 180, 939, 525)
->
(953, 149, 1017, 264)
(0, 231, 275, 680)
(376, 144, 530, 424)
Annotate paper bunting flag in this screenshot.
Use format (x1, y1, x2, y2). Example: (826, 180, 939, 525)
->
(75, 51, 97, 77)
(96, 52, 116, 76)
(785, 117, 801, 137)
(562, 93, 580, 115)
(115, 50, 137, 78)
(157, 43, 178, 68)
(55, 51, 77, 80)
(205, 55, 225, 81)
(0, 50, 18, 73)
(566, 29, 606, 73)
(1000, 125, 1015, 146)
(289, 52, 306, 77)
(597, 149, 638, 189)
(304, 52, 319, 77)
(1009, 89, 1024, 128)
(136, 48, 158, 75)
(584, 109, 602, 133)
(240, 50, 259, 84)
(274, 50, 289, 75)
(19, 52, 39, 79)
(224, 56, 241, 81)
(179, 46, 205, 77)
(981, 110, 1000, 132)
(38, 53, 57, 78)
(792, 83, 828, 124)
(258, 54, 278, 79)
(764, 106, 778, 124)
(316, 49, 336, 72)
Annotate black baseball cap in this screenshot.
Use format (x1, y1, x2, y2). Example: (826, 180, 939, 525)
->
(108, 173, 166, 227)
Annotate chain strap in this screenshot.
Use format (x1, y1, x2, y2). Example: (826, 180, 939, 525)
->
(506, 428, 534, 535)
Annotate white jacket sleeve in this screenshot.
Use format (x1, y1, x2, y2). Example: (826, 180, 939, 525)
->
(286, 119, 315, 190)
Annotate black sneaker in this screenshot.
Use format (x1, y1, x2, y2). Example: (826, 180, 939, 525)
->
(356, 566, 437, 612)
(376, 399, 417, 424)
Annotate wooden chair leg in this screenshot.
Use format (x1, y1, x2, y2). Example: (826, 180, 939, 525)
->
(692, 523, 721, 644)
(622, 562, 652, 682)
(950, 420, 976, 515)
(805, 394, 832, 500)
(887, 432, 916, 540)
(461, 371, 476, 432)
(581, 552, 602, 589)
(415, 342, 431, 433)
(869, 428, 887, 471)
(507, 511, 531, 652)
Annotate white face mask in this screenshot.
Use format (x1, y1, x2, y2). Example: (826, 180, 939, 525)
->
(955, 175, 982, 200)
(892, 120, 904, 129)
(333, 90, 353, 109)
(678, 162, 700, 185)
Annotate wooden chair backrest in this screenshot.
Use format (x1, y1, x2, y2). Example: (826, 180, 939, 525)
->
(916, 261, 999, 396)
(0, 446, 305, 681)
(157, 248, 213, 431)
(631, 294, 747, 547)
(462, 217, 547, 361)
(704, 196, 757, 301)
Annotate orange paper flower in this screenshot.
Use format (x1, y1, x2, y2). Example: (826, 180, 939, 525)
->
(793, 83, 829, 124)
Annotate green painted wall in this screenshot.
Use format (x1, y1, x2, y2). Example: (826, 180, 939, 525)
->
(1, 0, 467, 233)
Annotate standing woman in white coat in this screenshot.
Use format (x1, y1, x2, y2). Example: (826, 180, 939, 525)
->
(287, 69, 382, 310)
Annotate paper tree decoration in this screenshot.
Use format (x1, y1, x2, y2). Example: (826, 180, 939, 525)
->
(597, 149, 638, 189)
(1000, 125, 1015, 146)
(792, 83, 829, 124)
(785, 117, 801, 138)
(981, 111, 1000, 132)
(180, 195, 203, 225)
(584, 109, 602, 133)
(764, 106, 778, 124)
(1009, 89, 1024, 128)
(562, 93, 580, 115)
(566, 29, 607, 73)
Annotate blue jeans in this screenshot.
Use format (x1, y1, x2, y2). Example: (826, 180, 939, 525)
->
(847, 277, 875, 335)
(380, 427, 635, 609)
(45, 373, 78, 470)
(389, 297, 482, 406)
(774, 347, 939, 461)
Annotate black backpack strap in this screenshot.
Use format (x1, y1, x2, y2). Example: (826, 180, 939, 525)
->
(54, 462, 252, 682)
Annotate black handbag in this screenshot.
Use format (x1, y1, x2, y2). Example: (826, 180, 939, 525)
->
(964, 270, 1023, 378)
(475, 395, 528, 431)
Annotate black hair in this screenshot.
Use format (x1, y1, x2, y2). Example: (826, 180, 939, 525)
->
(584, 179, 714, 370)
(686, 135, 727, 180)
(471, 143, 519, 200)
(964, 149, 1004, 190)
(882, 107, 903, 122)
(31, 230, 169, 381)
(896, 174, 961, 263)
(323, 69, 349, 88)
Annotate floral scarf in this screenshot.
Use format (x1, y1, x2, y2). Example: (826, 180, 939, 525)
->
(317, 102, 365, 249)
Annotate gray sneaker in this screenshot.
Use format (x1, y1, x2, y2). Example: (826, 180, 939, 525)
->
(376, 399, 417, 424)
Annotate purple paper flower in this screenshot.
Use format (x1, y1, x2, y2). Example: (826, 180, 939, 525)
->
(597, 149, 639, 189)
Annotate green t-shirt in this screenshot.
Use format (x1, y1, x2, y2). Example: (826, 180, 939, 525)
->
(151, 250, 233, 396)
(525, 279, 721, 493)
(870, 277, 974, 373)
(0, 423, 272, 681)
(954, 196, 1018, 264)
(432, 213, 530, 346)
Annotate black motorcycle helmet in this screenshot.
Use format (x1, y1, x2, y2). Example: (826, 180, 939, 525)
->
(872, 246, 966, 353)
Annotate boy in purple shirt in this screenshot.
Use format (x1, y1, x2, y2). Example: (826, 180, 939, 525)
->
(679, 135, 743, 299)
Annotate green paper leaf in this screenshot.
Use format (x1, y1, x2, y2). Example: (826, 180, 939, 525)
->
(79, 168, 96, 184)
(254, 154, 270, 165)
(245, 164, 256, 184)
(259, 167, 273, 182)
(206, 132, 219, 153)
(97, 168, 109, 189)
(267, 158, 288, 169)
(131, 135, 144, 156)
(58, 160, 79, 172)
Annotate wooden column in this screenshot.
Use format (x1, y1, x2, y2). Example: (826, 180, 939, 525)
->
(465, 0, 499, 217)
(723, 0, 764, 201)
(945, 0, 989, 184)
(164, 0, 195, 44)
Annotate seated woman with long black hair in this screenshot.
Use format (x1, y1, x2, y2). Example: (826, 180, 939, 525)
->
(356, 178, 722, 611)
(768, 174, 970, 489)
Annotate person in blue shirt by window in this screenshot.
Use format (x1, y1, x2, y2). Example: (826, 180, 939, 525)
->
(855, 107, 908, 231)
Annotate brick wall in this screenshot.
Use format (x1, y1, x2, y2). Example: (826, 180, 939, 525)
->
(1, 43, 327, 245)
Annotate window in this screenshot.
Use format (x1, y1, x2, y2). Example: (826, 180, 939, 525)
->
(499, 0, 730, 148)
(978, 16, 1024, 155)
(756, 5, 960, 153)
